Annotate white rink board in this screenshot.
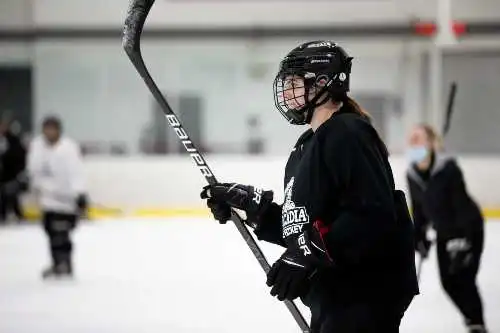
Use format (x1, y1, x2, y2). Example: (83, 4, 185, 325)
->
(0, 218, 499, 333)
(74, 155, 500, 212)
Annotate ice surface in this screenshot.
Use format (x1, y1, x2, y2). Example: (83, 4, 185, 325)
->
(1, 218, 499, 333)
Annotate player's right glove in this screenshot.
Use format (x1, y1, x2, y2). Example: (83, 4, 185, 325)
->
(200, 182, 273, 228)
(415, 237, 432, 259)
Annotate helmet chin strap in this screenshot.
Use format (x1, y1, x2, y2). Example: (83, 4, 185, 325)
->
(303, 83, 333, 124)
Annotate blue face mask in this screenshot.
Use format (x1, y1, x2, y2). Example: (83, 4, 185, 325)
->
(407, 146, 429, 164)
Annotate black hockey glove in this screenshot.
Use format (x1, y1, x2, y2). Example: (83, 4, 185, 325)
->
(3, 180, 22, 196)
(446, 237, 473, 275)
(200, 183, 273, 228)
(205, 198, 231, 224)
(3, 172, 29, 196)
(415, 237, 432, 259)
(76, 193, 88, 214)
(266, 222, 333, 301)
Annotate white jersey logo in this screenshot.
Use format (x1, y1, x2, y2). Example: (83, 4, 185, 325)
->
(282, 177, 310, 238)
(283, 177, 296, 211)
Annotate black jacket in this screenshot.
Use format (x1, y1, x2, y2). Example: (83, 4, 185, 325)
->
(407, 154, 484, 242)
(255, 107, 418, 305)
(0, 131, 26, 184)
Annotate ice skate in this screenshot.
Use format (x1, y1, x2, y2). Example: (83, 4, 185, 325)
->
(468, 325, 487, 333)
(41, 262, 73, 280)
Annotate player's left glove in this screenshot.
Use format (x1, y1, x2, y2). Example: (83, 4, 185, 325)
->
(266, 221, 333, 301)
(446, 237, 473, 275)
(76, 193, 88, 215)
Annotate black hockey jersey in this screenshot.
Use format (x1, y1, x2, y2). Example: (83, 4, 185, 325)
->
(0, 131, 26, 184)
(255, 107, 418, 304)
(407, 154, 484, 241)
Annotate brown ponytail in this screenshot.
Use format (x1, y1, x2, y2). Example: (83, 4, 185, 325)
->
(345, 96, 371, 119)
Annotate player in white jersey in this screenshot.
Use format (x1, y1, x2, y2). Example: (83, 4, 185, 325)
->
(27, 116, 88, 279)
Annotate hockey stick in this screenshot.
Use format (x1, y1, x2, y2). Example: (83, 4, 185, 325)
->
(122, 1, 309, 332)
(416, 254, 424, 282)
(442, 81, 457, 137)
(416, 243, 433, 283)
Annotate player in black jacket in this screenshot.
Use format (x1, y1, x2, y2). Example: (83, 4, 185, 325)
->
(406, 124, 487, 333)
(200, 41, 419, 333)
(0, 119, 27, 223)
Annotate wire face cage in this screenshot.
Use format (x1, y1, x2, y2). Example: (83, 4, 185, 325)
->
(273, 74, 310, 124)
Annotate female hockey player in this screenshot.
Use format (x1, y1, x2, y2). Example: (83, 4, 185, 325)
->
(406, 124, 487, 333)
(200, 41, 419, 332)
(27, 116, 88, 279)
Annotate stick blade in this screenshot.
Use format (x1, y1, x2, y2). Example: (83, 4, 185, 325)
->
(122, 0, 156, 55)
(443, 81, 458, 136)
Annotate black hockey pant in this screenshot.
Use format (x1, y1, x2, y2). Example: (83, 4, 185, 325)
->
(43, 211, 77, 267)
(309, 296, 413, 333)
(437, 230, 485, 326)
(0, 190, 23, 221)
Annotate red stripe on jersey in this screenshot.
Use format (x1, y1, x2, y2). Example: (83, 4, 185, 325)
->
(313, 220, 333, 262)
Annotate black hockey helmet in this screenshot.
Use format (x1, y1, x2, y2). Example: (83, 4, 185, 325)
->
(273, 40, 353, 125)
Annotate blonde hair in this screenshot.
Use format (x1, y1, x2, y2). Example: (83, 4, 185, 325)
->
(418, 123, 443, 151)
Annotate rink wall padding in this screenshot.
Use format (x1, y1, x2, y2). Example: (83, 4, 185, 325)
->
(20, 155, 500, 221)
(21, 205, 500, 222)
(22, 206, 211, 221)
